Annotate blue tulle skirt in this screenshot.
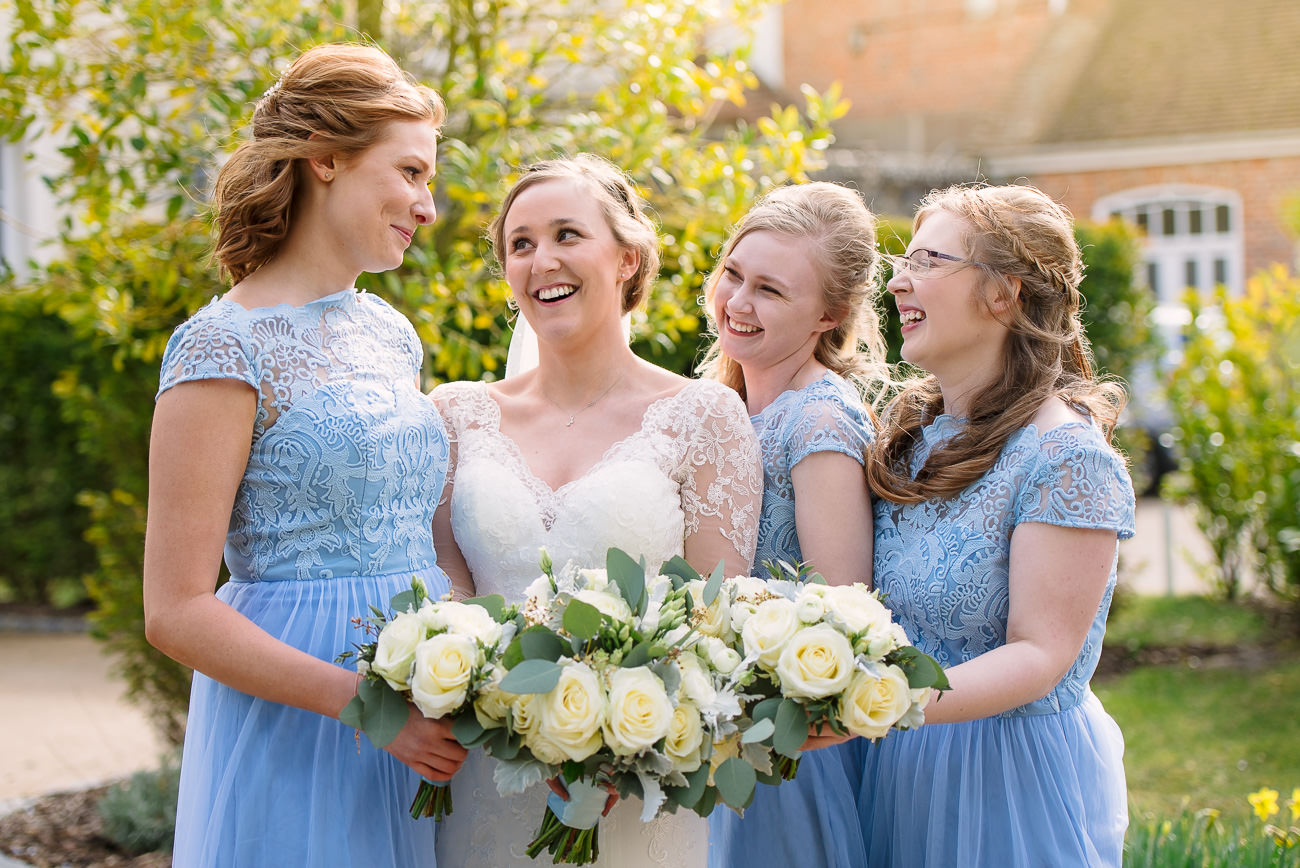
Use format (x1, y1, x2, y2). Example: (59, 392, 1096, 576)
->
(172, 567, 450, 868)
(708, 741, 866, 868)
(855, 691, 1127, 868)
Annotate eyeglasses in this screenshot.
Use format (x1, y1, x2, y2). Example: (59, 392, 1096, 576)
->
(885, 248, 982, 277)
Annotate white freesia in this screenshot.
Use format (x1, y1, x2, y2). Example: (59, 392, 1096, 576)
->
(535, 662, 605, 762)
(794, 583, 831, 623)
(370, 611, 425, 690)
(574, 587, 632, 623)
(676, 652, 718, 706)
(741, 597, 801, 668)
(824, 583, 892, 636)
(727, 575, 770, 631)
(702, 636, 742, 675)
(663, 702, 705, 773)
(775, 623, 856, 700)
(409, 632, 478, 718)
(603, 667, 674, 756)
(840, 663, 913, 739)
(419, 600, 503, 647)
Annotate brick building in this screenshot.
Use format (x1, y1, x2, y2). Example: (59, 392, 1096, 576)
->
(758, 0, 1300, 316)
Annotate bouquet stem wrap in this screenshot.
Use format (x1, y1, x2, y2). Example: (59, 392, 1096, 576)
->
(527, 780, 608, 864)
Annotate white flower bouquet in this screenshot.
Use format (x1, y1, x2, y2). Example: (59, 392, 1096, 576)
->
(453, 548, 757, 864)
(719, 561, 949, 780)
(337, 578, 520, 820)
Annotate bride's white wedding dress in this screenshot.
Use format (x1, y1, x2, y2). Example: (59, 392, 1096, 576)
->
(431, 378, 761, 868)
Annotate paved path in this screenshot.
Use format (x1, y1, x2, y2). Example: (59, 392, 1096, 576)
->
(0, 497, 1218, 852)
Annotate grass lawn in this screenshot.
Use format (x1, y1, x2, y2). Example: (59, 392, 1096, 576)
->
(1096, 594, 1300, 823)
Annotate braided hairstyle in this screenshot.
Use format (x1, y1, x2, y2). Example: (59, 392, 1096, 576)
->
(867, 184, 1126, 504)
(698, 182, 890, 405)
(212, 44, 445, 284)
(488, 154, 661, 314)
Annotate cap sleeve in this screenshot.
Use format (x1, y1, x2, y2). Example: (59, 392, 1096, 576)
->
(156, 305, 257, 399)
(786, 385, 874, 470)
(1014, 423, 1136, 539)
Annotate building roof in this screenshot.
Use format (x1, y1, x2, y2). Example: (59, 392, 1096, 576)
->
(1036, 0, 1300, 145)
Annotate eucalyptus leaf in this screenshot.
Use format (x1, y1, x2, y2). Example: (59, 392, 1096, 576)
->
(621, 641, 652, 669)
(702, 560, 725, 606)
(672, 764, 710, 809)
(607, 547, 646, 614)
(357, 679, 409, 748)
(451, 714, 489, 747)
(389, 589, 418, 613)
(562, 598, 603, 640)
(714, 757, 757, 809)
(658, 555, 701, 585)
(742, 717, 776, 744)
(751, 696, 783, 723)
(466, 594, 506, 621)
(502, 636, 524, 670)
(338, 694, 365, 731)
(773, 698, 810, 758)
(499, 658, 563, 695)
(648, 660, 680, 698)
(487, 727, 522, 761)
(889, 645, 951, 690)
(692, 786, 719, 818)
(517, 625, 567, 662)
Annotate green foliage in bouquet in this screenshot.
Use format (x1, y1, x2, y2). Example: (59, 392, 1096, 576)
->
(1164, 267, 1300, 608)
(0, 0, 844, 742)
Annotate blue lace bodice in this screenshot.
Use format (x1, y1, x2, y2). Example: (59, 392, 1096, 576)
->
(873, 415, 1135, 716)
(751, 372, 874, 574)
(156, 289, 449, 582)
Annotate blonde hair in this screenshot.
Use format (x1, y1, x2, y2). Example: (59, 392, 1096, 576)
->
(699, 182, 889, 404)
(212, 43, 445, 284)
(488, 154, 661, 314)
(867, 183, 1126, 504)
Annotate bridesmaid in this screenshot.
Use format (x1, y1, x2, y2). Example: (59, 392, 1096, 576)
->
(860, 184, 1134, 867)
(700, 182, 887, 868)
(143, 45, 466, 867)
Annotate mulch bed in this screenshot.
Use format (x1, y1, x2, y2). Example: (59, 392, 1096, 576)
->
(0, 785, 169, 868)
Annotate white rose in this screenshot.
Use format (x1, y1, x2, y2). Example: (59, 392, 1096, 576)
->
(370, 611, 427, 690)
(664, 702, 706, 772)
(840, 664, 913, 739)
(824, 584, 892, 636)
(535, 662, 605, 762)
(685, 580, 731, 638)
(741, 597, 801, 668)
(794, 583, 831, 623)
(676, 653, 718, 706)
(574, 587, 632, 623)
(526, 730, 570, 766)
(473, 664, 510, 729)
(577, 568, 610, 591)
(603, 666, 674, 756)
(524, 574, 555, 607)
(775, 624, 856, 700)
(409, 633, 478, 718)
(419, 600, 503, 647)
(703, 636, 743, 675)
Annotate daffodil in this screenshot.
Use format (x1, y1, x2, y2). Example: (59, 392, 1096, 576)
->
(1290, 787, 1300, 823)
(1248, 787, 1280, 821)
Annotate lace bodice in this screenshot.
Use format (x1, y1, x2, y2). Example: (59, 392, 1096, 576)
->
(157, 289, 448, 581)
(750, 371, 874, 574)
(872, 417, 1135, 716)
(433, 378, 761, 598)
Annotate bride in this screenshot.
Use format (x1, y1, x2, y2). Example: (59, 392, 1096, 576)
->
(431, 154, 762, 867)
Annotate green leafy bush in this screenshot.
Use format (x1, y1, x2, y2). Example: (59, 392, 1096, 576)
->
(0, 0, 842, 739)
(1164, 267, 1300, 605)
(97, 755, 180, 855)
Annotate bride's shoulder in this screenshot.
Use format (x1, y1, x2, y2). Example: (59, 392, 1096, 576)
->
(429, 379, 497, 426)
(656, 377, 749, 427)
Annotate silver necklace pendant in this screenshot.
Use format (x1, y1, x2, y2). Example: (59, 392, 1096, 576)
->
(565, 415, 576, 428)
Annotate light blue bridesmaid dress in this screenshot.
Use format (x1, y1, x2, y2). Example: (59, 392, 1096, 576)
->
(859, 414, 1135, 868)
(708, 371, 872, 868)
(158, 288, 450, 867)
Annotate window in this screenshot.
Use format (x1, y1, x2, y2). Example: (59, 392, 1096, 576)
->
(1094, 185, 1243, 363)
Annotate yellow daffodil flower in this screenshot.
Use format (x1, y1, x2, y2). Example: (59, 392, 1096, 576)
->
(1249, 787, 1280, 821)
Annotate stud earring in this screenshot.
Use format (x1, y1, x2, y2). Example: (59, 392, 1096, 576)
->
(323, 171, 334, 181)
